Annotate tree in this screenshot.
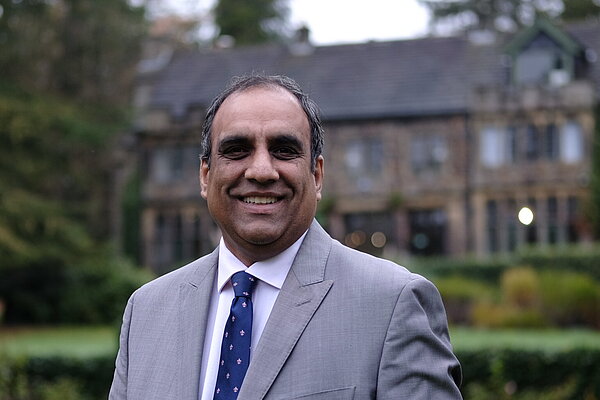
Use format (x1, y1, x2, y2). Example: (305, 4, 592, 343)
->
(214, 0, 289, 45)
(419, 0, 598, 34)
(0, 0, 147, 104)
(0, 0, 152, 323)
(560, 0, 600, 21)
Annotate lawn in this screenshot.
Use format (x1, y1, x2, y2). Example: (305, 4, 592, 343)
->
(450, 326, 600, 352)
(0, 325, 118, 358)
(1, 325, 600, 358)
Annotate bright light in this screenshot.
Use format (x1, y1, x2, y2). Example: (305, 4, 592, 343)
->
(518, 207, 534, 225)
(371, 232, 387, 248)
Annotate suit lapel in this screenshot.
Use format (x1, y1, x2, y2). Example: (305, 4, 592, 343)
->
(176, 249, 219, 400)
(239, 221, 334, 400)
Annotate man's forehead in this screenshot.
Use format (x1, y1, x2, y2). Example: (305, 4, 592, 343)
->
(220, 84, 300, 109)
(212, 86, 309, 134)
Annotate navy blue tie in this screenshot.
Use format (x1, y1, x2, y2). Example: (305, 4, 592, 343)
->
(214, 271, 257, 399)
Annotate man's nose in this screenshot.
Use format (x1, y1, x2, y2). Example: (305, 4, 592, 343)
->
(244, 149, 279, 182)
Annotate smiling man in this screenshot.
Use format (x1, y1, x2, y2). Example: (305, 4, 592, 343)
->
(109, 75, 462, 400)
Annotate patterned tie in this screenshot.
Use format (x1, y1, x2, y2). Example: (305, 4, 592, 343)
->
(214, 271, 257, 399)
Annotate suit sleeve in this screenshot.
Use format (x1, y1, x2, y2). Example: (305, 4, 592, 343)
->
(376, 276, 462, 399)
(109, 293, 135, 400)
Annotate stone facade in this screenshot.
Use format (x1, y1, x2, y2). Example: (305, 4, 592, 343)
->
(132, 19, 600, 273)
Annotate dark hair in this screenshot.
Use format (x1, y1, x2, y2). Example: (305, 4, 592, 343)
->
(200, 74, 324, 170)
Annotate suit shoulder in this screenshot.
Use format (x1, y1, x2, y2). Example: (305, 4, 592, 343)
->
(134, 251, 217, 299)
(328, 239, 424, 287)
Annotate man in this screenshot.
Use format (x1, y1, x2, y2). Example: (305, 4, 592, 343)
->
(109, 75, 462, 399)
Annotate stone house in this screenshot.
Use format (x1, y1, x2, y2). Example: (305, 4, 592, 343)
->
(133, 19, 600, 274)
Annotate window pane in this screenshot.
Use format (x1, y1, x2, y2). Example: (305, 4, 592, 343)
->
(481, 127, 503, 167)
(560, 121, 584, 164)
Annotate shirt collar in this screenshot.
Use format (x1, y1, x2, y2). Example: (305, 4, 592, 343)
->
(217, 231, 308, 293)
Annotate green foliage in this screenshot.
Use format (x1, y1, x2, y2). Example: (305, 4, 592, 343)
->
(434, 276, 498, 324)
(0, 354, 114, 400)
(419, 0, 599, 34)
(502, 267, 540, 308)
(458, 347, 600, 399)
(0, 252, 152, 324)
(121, 173, 142, 264)
(214, 0, 289, 45)
(560, 0, 600, 21)
(3, 340, 600, 399)
(518, 244, 600, 280)
(411, 256, 511, 282)
(590, 105, 600, 239)
(540, 270, 600, 328)
(0, 87, 126, 267)
(0, 87, 153, 325)
(467, 267, 600, 329)
(0, 0, 146, 104)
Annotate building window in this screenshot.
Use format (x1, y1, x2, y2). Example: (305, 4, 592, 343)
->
(525, 124, 540, 161)
(345, 138, 383, 191)
(514, 34, 571, 86)
(506, 199, 518, 251)
(525, 198, 537, 244)
(411, 135, 447, 173)
(544, 124, 559, 160)
(480, 127, 504, 167)
(547, 196, 558, 244)
(506, 126, 518, 163)
(408, 209, 447, 256)
(151, 146, 185, 183)
(486, 200, 499, 253)
(343, 212, 394, 256)
(567, 196, 580, 242)
(560, 121, 584, 164)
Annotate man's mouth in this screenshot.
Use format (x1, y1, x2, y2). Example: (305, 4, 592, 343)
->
(243, 196, 279, 204)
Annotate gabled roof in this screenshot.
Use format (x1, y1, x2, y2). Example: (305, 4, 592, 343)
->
(505, 16, 586, 57)
(146, 20, 600, 122)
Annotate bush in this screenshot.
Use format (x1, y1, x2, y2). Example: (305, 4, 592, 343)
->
(3, 345, 599, 400)
(0, 251, 153, 325)
(411, 257, 511, 283)
(501, 267, 541, 309)
(540, 271, 600, 328)
(517, 245, 600, 280)
(434, 276, 498, 324)
(0, 353, 114, 400)
(458, 347, 600, 399)
(471, 303, 548, 329)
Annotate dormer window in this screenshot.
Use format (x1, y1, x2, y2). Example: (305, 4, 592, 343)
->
(514, 42, 569, 85)
(505, 17, 586, 87)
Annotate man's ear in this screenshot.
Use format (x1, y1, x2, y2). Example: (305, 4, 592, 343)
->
(200, 159, 210, 199)
(314, 155, 324, 201)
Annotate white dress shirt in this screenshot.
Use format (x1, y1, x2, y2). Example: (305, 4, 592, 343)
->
(199, 232, 307, 400)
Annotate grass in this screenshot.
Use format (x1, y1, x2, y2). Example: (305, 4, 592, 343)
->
(450, 326, 600, 352)
(0, 325, 118, 358)
(1, 325, 600, 358)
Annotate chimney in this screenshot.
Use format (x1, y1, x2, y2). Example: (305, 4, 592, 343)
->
(289, 25, 314, 56)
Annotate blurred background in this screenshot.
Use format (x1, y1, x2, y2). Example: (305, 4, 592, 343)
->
(1, 0, 600, 398)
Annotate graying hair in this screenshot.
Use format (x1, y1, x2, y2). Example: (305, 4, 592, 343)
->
(200, 74, 324, 171)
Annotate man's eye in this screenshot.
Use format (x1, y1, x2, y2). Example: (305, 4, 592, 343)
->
(272, 147, 300, 159)
(221, 146, 248, 159)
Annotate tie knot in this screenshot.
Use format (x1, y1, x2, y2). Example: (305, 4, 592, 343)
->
(231, 271, 256, 298)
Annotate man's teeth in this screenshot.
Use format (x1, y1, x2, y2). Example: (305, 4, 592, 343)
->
(243, 196, 278, 204)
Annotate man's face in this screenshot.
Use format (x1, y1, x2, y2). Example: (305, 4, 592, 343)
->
(200, 86, 324, 265)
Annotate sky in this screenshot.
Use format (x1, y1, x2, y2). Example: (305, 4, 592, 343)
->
(159, 0, 431, 45)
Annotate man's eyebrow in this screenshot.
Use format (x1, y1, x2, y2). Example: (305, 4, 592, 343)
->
(269, 134, 305, 150)
(217, 135, 250, 150)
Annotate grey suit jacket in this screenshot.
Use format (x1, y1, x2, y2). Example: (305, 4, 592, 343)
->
(109, 220, 462, 399)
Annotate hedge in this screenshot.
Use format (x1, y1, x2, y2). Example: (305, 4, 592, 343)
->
(409, 244, 600, 283)
(1, 348, 599, 400)
(458, 348, 600, 399)
(0, 256, 153, 325)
